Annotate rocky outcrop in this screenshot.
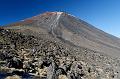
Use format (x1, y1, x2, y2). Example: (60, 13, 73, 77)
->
(0, 28, 119, 79)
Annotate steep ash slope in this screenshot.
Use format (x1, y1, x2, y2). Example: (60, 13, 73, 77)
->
(6, 12, 120, 58)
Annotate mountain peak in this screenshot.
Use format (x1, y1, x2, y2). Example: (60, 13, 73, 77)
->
(32, 11, 64, 18)
(22, 12, 64, 22)
(44, 11, 64, 14)
(7, 12, 71, 27)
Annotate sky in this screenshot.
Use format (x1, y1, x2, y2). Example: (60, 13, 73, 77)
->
(0, 0, 120, 37)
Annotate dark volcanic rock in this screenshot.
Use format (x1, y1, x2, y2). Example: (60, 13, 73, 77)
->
(7, 57, 23, 69)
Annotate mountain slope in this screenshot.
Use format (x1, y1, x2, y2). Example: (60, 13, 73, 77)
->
(6, 12, 120, 58)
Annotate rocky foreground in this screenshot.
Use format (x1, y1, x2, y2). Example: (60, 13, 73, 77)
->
(0, 27, 120, 79)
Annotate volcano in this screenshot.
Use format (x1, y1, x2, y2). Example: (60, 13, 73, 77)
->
(1, 12, 120, 79)
(6, 12, 120, 58)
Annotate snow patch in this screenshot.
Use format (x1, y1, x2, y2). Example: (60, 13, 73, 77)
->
(56, 12, 63, 15)
(56, 12, 63, 21)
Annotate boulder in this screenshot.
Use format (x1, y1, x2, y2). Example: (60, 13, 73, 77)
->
(58, 75, 68, 79)
(7, 57, 23, 69)
(5, 75, 21, 79)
